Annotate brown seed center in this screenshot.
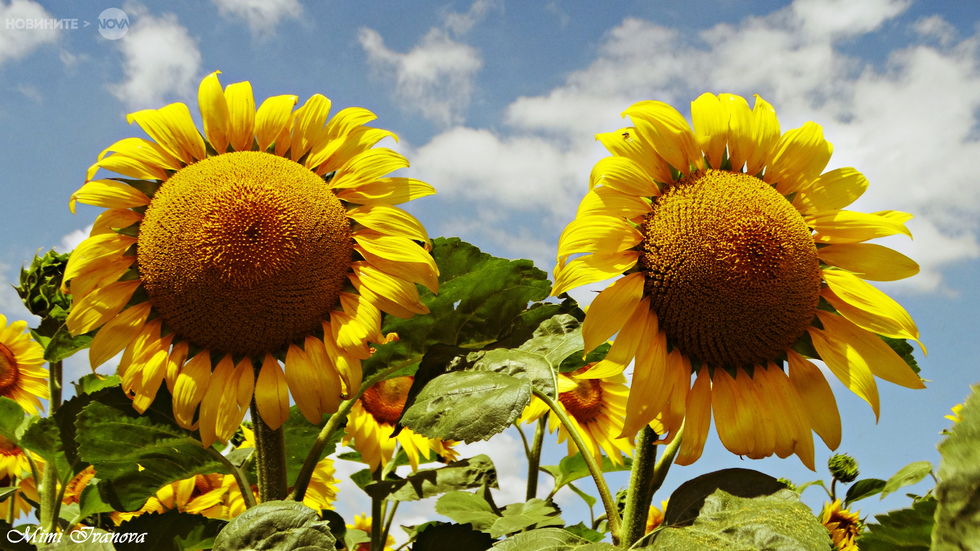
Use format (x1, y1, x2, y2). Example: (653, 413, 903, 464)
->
(0, 344, 19, 398)
(360, 376, 413, 426)
(558, 375, 605, 424)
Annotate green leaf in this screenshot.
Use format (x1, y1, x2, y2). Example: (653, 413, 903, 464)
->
(858, 495, 936, 551)
(0, 397, 29, 444)
(843, 478, 886, 507)
(18, 416, 73, 483)
(559, 342, 611, 374)
(43, 324, 92, 363)
(413, 523, 495, 551)
(365, 454, 498, 502)
(77, 481, 116, 519)
(490, 528, 617, 550)
(545, 453, 632, 493)
(113, 509, 227, 551)
(281, 406, 346, 486)
(212, 501, 335, 551)
(75, 401, 227, 512)
(880, 461, 932, 500)
(566, 482, 597, 509)
(647, 489, 830, 551)
(0, 487, 16, 502)
(490, 498, 564, 538)
(934, 383, 980, 551)
(349, 468, 373, 491)
(362, 238, 579, 381)
(72, 374, 121, 396)
(662, 468, 787, 527)
(435, 491, 499, 532)
(564, 522, 604, 542)
(399, 371, 531, 443)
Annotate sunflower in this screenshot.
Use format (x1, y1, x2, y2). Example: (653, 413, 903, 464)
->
(348, 513, 394, 551)
(0, 475, 38, 521)
(0, 435, 35, 480)
(0, 314, 49, 414)
(62, 465, 97, 506)
(645, 500, 668, 533)
(821, 499, 861, 550)
(520, 364, 633, 465)
(553, 93, 924, 469)
(344, 375, 457, 471)
(65, 71, 438, 446)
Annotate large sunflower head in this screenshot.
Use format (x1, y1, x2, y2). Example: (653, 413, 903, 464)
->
(554, 93, 925, 469)
(344, 375, 458, 471)
(0, 314, 49, 414)
(65, 71, 438, 446)
(521, 363, 633, 465)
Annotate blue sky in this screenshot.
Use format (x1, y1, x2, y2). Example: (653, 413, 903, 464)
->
(1, 0, 979, 536)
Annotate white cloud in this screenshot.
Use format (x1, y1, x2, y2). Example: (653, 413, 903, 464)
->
(409, 0, 980, 292)
(55, 225, 91, 253)
(0, 0, 58, 67)
(211, 0, 302, 37)
(360, 1, 498, 127)
(110, 4, 201, 109)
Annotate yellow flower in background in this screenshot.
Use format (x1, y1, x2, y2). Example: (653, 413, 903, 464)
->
(521, 364, 633, 465)
(645, 500, 669, 533)
(65, 71, 438, 446)
(0, 435, 36, 480)
(0, 314, 49, 414)
(554, 93, 925, 469)
(945, 403, 963, 424)
(348, 513, 394, 551)
(0, 475, 38, 521)
(344, 376, 457, 471)
(62, 465, 97, 506)
(821, 499, 861, 550)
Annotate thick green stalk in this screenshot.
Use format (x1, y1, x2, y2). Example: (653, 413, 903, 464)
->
(249, 397, 288, 502)
(371, 466, 383, 551)
(526, 416, 546, 501)
(532, 387, 622, 544)
(6, 477, 16, 524)
(620, 427, 659, 547)
(39, 360, 62, 533)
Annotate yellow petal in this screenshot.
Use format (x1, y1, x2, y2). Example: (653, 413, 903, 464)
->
(84, 155, 168, 184)
(557, 215, 643, 262)
(586, 297, 656, 378)
(98, 137, 181, 170)
(290, 94, 332, 160)
(595, 127, 674, 183)
(166, 341, 188, 393)
(220, 359, 254, 443)
(66, 279, 140, 335)
(576, 186, 651, 221)
(350, 262, 429, 318)
(623, 101, 702, 175)
(741, 368, 776, 460)
(91, 208, 143, 236)
(816, 311, 925, 390)
(818, 243, 919, 282)
(675, 367, 711, 466)
(690, 93, 728, 170)
(808, 210, 912, 243)
(255, 94, 298, 151)
(872, 210, 913, 225)
(711, 368, 752, 456)
(199, 355, 236, 448)
(335, 177, 436, 205)
(581, 272, 645, 353)
(794, 167, 868, 214)
(224, 81, 255, 152)
(89, 302, 151, 368)
(551, 251, 639, 297)
(786, 349, 841, 450)
(70, 180, 150, 214)
(745, 95, 781, 176)
(821, 269, 920, 343)
(764, 122, 833, 195)
(254, 354, 289, 431)
(354, 231, 439, 293)
(348, 204, 430, 246)
(63, 233, 136, 288)
(66, 254, 134, 299)
(589, 156, 659, 197)
(314, 126, 397, 176)
(305, 336, 343, 415)
(329, 148, 409, 189)
(127, 103, 206, 164)
(198, 71, 230, 154)
(821, 287, 923, 351)
(307, 106, 379, 169)
(173, 350, 211, 429)
(808, 321, 881, 420)
(285, 343, 324, 424)
(322, 333, 362, 398)
(718, 93, 752, 173)
(621, 331, 670, 437)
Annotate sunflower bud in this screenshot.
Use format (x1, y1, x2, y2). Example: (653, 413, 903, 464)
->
(828, 453, 859, 483)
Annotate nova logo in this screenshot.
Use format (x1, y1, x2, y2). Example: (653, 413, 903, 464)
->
(97, 8, 128, 40)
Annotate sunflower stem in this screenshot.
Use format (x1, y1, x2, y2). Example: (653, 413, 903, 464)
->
(249, 396, 288, 502)
(6, 477, 17, 524)
(381, 499, 399, 551)
(620, 427, 659, 547)
(532, 387, 622, 544)
(371, 466, 383, 551)
(526, 416, 546, 501)
(208, 446, 256, 510)
(288, 361, 412, 502)
(39, 360, 62, 534)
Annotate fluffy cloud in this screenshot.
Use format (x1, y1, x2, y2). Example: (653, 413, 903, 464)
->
(211, 0, 302, 37)
(410, 0, 980, 292)
(0, 0, 58, 67)
(359, 1, 498, 127)
(110, 4, 201, 109)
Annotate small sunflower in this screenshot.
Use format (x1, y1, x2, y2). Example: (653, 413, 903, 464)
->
(0, 475, 38, 521)
(645, 500, 668, 533)
(821, 499, 861, 550)
(521, 364, 633, 465)
(945, 403, 964, 424)
(0, 314, 49, 414)
(344, 375, 457, 471)
(0, 434, 35, 480)
(62, 465, 97, 506)
(554, 93, 925, 469)
(65, 71, 438, 446)
(348, 513, 394, 551)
